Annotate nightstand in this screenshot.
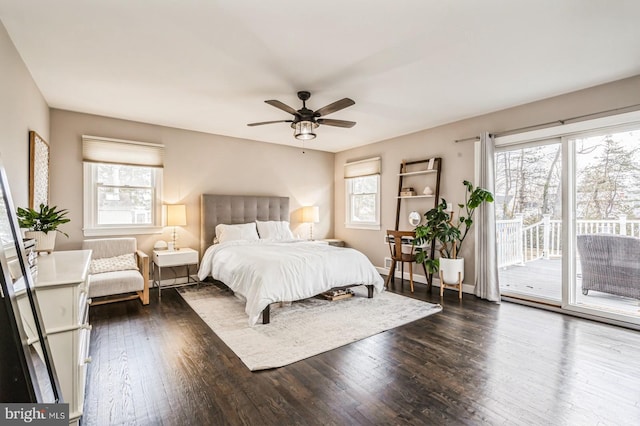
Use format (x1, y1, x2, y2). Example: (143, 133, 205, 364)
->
(323, 239, 345, 247)
(152, 248, 199, 300)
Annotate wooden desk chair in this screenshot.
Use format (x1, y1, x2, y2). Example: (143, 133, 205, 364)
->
(385, 230, 417, 292)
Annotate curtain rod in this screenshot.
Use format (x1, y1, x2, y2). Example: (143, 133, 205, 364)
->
(454, 136, 480, 143)
(454, 103, 640, 143)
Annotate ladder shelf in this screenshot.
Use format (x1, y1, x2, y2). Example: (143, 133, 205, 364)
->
(393, 157, 442, 290)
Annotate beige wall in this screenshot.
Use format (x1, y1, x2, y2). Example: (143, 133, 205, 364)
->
(0, 20, 49, 208)
(4, 9, 639, 278)
(50, 109, 335, 255)
(335, 75, 640, 284)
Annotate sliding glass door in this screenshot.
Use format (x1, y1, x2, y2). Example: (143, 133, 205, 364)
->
(495, 123, 640, 326)
(495, 141, 563, 304)
(569, 127, 640, 322)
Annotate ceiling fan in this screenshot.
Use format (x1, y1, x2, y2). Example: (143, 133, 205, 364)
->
(247, 91, 356, 140)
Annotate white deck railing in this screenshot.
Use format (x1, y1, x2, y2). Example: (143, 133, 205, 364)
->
(496, 215, 640, 268)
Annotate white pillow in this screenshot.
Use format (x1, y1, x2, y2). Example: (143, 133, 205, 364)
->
(215, 223, 259, 244)
(89, 253, 138, 275)
(256, 220, 294, 240)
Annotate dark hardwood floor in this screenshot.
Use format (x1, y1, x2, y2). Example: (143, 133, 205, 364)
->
(84, 280, 640, 425)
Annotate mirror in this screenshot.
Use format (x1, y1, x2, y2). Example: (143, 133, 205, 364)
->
(0, 161, 60, 402)
(408, 211, 421, 227)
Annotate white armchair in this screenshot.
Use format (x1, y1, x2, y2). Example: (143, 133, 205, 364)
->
(82, 238, 150, 305)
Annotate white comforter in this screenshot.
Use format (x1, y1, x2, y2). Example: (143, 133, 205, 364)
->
(197, 240, 384, 325)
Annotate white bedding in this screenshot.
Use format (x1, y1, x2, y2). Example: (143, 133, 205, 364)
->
(197, 240, 385, 325)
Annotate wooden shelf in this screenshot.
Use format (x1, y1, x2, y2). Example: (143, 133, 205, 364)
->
(398, 170, 438, 176)
(396, 195, 435, 199)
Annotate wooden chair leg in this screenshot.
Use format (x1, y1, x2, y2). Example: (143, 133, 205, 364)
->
(439, 271, 444, 297)
(139, 275, 150, 305)
(137, 251, 150, 305)
(458, 271, 463, 299)
(385, 260, 396, 289)
(401, 262, 405, 288)
(409, 262, 414, 293)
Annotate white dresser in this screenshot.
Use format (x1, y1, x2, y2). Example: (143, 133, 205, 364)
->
(35, 250, 92, 426)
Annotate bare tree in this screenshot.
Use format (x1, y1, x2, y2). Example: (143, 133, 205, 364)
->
(495, 144, 561, 223)
(540, 145, 561, 216)
(576, 134, 640, 219)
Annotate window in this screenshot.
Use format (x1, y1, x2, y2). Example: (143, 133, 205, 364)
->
(344, 157, 381, 230)
(83, 136, 164, 236)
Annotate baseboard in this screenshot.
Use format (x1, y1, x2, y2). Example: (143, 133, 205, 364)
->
(376, 266, 475, 294)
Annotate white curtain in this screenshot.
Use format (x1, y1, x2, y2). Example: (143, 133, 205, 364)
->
(474, 132, 501, 302)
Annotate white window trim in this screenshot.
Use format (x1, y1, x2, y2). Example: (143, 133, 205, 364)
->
(83, 163, 163, 236)
(345, 174, 381, 230)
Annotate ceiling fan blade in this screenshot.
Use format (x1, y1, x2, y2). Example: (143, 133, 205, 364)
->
(314, 98, 355, 117)
(317, 118, 356, 128)
(265, 100, 299, 116)
(247, 120, 293, 127)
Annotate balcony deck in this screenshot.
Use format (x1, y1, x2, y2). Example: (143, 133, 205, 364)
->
(499, 258, 640, 318)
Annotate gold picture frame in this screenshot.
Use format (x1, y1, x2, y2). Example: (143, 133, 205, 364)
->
(29, 130, 49, 209)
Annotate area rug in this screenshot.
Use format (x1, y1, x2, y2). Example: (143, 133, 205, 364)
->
(177, 285, 442, 371)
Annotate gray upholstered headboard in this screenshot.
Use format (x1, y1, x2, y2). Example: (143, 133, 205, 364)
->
(200, 194, 290, 254)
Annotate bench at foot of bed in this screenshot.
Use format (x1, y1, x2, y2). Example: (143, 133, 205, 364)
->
(261, 284, 375, 324)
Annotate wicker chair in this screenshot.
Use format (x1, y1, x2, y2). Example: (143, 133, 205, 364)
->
(576, 234, 640, 299)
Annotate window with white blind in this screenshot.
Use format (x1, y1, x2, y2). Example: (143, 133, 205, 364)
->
(82, 136, 164, 236)
(344, 157, 381, 230)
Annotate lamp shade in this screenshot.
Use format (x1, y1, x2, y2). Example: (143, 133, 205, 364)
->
(294, 121, 318, 140)
(166, 204, 187, 226)
(302, 206, 320, 223)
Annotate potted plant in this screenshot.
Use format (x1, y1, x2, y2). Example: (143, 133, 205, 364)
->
(413, 180, 493, 285)
(17, 204, 70, 253)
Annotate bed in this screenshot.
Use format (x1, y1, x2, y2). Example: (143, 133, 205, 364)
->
(198, 194, 384, 325)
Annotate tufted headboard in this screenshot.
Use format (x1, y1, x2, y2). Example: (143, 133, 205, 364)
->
(200, 194, 290, 254)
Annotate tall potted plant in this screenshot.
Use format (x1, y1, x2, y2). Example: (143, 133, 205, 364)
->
(17, 204, 70, 253)
(414, 180, 493, 285)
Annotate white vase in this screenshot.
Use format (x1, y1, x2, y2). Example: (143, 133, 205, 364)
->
(439, 257, 464, 284)
(24, 230, 57, 253)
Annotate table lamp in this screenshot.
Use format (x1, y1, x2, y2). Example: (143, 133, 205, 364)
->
(301, 206, 320, 240)
(166, 204, 187, 250)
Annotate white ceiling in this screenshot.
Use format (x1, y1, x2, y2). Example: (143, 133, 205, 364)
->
(1, 1, 639, 153)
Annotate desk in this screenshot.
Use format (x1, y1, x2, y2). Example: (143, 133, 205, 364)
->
(152, 248, 199, 300)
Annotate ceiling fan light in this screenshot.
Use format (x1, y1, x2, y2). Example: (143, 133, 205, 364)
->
(294, 120, 317, 140)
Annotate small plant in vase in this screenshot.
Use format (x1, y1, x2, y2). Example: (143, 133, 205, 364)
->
(17, 204, 70, 253)
(413, 180, 493, 293)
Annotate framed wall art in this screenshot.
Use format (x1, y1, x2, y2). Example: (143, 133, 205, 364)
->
(29, 130, 49, 209)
